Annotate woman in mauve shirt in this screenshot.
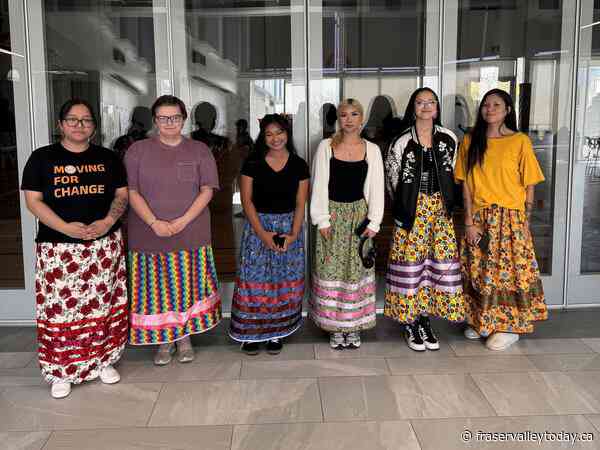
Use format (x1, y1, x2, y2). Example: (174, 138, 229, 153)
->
(125, 95, 221, 365)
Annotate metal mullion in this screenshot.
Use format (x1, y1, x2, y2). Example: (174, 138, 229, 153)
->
(563, 0, 582, 308)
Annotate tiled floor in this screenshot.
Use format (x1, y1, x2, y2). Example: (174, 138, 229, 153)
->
(3, 311, 600, 449)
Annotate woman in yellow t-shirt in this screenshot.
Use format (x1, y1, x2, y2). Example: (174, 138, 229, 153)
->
(454, 89, 547, 351)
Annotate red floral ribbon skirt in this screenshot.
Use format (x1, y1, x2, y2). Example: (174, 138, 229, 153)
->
(35, 230, 128, 384)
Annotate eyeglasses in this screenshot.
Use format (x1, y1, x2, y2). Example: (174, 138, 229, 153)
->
(63, 117, 95, 128)
(415, 100, 437, 108)
(156, 115, 184, 125)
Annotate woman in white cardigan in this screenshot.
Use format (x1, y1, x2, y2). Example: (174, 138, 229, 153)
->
(310, 98, 385, 349)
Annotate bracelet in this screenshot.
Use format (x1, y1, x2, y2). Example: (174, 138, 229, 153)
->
(148, 218, 157, 227)
(465, 223, 475, 227)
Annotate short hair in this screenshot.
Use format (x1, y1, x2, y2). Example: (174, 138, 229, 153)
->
(58, 98, 97, 125)
(151, 95, 188, 120)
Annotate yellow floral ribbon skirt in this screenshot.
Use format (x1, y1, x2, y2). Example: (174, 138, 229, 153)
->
(461, 204, 547, 336)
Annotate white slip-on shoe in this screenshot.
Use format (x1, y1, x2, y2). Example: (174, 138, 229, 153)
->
(51, 381, 71, 399)
(486, 332, 519, 351)
(464, 326, 481, 340)
(99, 365, 121, 384)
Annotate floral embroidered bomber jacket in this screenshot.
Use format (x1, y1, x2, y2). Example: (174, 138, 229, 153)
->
(385, 125, 460, 231)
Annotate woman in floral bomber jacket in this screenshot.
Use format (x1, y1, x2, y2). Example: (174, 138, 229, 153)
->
(383, 87, 466, 352)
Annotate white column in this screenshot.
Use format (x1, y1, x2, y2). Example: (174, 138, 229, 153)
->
(424, 0, 441, 93)
(153, 0, 173, 97)
(442, 0, 459, 131)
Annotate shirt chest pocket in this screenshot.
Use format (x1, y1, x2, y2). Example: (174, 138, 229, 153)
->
(176, 161, 197, 182)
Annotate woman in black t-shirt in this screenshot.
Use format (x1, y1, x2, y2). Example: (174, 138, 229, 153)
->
(21, 99, 129, 399)
(228, 114, 309, 355)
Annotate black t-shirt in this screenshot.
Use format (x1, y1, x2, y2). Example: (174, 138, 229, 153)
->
(241, 153, 310, 213)
(21, 143, 127, 243)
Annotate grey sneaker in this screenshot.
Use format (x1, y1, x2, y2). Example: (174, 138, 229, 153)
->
(154, 343, 175, 366)
(176, 337, 195, 363)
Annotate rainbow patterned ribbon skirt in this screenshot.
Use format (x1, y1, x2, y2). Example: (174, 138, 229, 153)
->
(128, 245, 222, 345)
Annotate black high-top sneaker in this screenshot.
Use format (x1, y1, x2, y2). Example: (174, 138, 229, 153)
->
(418, 315, 440, 350)
(404, 322, 426, 352)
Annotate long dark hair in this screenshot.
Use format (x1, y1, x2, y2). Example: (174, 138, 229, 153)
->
(401, 87, 442, 131)
(467, 88, 518, 173)
(251, 113, 297, 159)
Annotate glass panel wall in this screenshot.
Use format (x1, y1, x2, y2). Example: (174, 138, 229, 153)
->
(179, 1, 307, 284)
(0, 0, 24, 288)
(443, 0, 575, 296)
(309, 0, 434, 275)
(566, 0, 600, 304)
(3, 0, 597, 319)
(41, 0, 159, 148)
(576, 1, 600, 274)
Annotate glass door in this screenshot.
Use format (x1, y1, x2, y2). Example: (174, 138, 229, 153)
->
(567, 0, 600, 304)
(442, 0, 577, 306)
(0, 0, 37, 321)
(307, 0, 440, 309)
(10, 0, 168, 322)
(175, 1, 307, 311)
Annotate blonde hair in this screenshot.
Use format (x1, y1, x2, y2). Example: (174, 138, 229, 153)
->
(330, 98, 364, 149)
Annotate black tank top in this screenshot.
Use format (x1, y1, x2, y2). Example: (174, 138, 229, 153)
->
(328, 152, 368, 202)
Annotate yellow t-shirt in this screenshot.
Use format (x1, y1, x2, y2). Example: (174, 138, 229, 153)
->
(454, 132, 545, 213)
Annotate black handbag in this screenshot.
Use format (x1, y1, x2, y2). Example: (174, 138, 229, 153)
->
(355, 219, 376, 269)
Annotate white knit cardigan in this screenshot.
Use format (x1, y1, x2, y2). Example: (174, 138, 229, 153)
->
(310, 138, 385, 233)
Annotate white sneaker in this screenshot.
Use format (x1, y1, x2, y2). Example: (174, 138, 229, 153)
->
(51, 381, 71, 399)
(464, 326, 481, 340)
(345, 332, 361, 349)
(486, 332, 519, 351)
(330, 332, 345, 350)
(99, 365, 120, 384)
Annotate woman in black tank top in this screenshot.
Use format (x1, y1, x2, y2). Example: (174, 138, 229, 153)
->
(310, 98, 385, 351)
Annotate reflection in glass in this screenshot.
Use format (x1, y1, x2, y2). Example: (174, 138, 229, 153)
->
(0, 3, 25, 288)
(43, 0, 157, 149)
(444, 0, 571, 275)
(183, 1, 304, 281)
(316, 0, 428, 272)
(579, 3, 600, 273)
